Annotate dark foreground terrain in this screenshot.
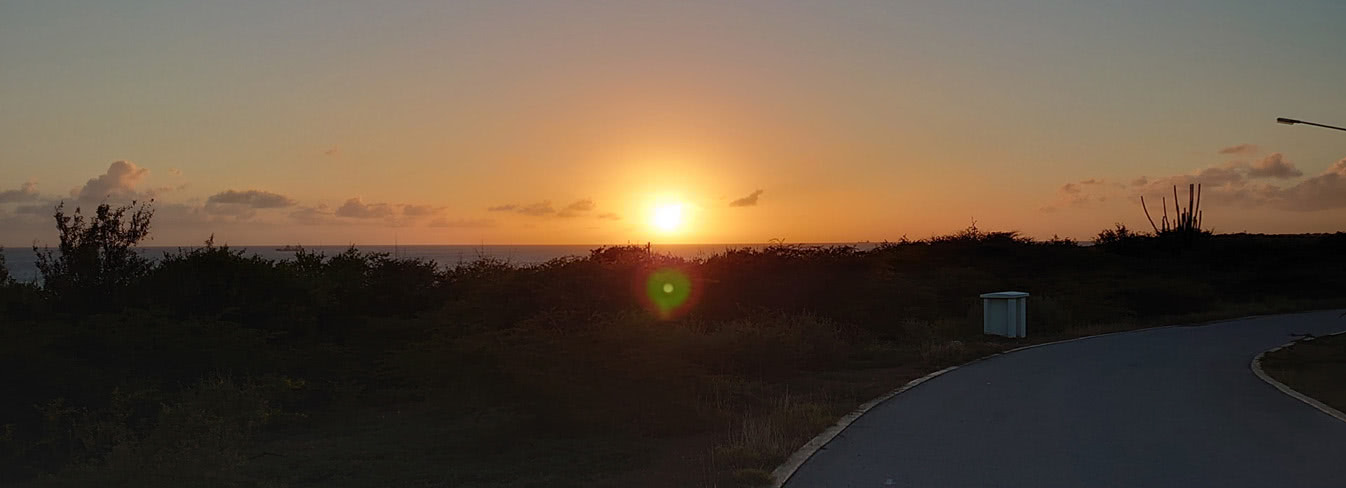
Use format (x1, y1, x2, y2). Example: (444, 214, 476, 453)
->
(1, 204, 1344, 487)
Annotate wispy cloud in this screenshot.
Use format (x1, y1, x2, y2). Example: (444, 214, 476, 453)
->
(558, 198, 595, 217)
(489, 200, 559, 216)
(402, 204, 445, 217)
(1218, 143, 1259, 155)
(428, 217, 495, 228)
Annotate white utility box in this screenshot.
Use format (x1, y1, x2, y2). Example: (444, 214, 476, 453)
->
(980, 291, 1028, 338)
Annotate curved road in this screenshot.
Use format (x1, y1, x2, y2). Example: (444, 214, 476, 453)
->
(784, 310, 1346, 488)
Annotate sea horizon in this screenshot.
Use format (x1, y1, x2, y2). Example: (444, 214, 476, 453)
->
(1, 242, 887, 282)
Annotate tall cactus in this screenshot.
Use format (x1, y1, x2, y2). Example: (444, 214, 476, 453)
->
(1141, 184, 1203, 237)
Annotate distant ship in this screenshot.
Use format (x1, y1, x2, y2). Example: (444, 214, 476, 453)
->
(276, 245, 304, 252)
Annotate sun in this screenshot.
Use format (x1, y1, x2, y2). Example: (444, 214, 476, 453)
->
(651, 203, 685, 233)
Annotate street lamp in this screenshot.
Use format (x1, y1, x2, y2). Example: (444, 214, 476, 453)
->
(1276, 117, 1346, 133)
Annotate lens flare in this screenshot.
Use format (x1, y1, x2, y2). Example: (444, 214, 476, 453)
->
(645, 267, 692, 319)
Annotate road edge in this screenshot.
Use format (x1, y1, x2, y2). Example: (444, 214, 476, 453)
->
(1250, 330, 1346, 425)
(769, 311, 1314, 487)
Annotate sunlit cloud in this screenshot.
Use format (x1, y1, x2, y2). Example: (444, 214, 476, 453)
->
(72, 161, 151, 203)
(1275, 159, 1346, 211)
(1247, 153, 1303, 179)
(0, 181, 39, 203)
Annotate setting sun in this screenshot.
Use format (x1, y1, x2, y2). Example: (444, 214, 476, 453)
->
(651, 203, 686, 234)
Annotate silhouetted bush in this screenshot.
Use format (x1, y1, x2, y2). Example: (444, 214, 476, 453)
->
(6, 202, 1346, 486)
(34, 201, 154, 311)
(0, 246, 11, 286)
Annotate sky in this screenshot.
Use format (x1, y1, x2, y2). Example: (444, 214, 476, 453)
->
(2, 0, 1344, 246)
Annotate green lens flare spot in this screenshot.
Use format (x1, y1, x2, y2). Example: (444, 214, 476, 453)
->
(646, 268, 691, 317)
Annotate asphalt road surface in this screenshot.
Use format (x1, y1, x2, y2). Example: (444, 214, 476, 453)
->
(784, 310, 1346, 488)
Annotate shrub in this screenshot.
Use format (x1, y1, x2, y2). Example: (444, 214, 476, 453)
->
(34, 201, 154, 310)
(0, 246, 11, 286)
(145, 237, 305, 326)
(1095, 223, 1144, 246)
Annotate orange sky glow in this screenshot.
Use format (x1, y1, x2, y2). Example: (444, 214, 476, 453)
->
(2, 2, 1344, 246)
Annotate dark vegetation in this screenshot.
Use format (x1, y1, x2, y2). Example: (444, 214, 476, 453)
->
(2, 202, 1345, 487)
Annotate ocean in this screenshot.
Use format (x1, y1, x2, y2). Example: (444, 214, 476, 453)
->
(0, 243, 881, 283)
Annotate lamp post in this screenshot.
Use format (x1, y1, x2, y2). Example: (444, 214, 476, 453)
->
(1276, 117, 1346, 133)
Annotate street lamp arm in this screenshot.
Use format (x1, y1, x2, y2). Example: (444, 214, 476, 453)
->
(1276, 117, 1346, 133)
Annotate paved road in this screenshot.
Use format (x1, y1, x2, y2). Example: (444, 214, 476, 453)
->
(784, 310, 1346, 488)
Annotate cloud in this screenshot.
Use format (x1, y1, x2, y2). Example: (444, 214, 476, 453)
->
(206, 190, 296, 208)
(73, 161, 150, 202)
(0, 181, 39, 203)
(597, 212, 621, 220)
(1275, 159, 1346, 211)
(428, 217, 495, 228)
(335, 197, 395, 219)
(489, 200, 557, 216)
(1218, 143, 1259, 155)
(15, 202, 56, 216)
(492, 199, 601, 218)
(202, 203, 257, 220)
(202, 190, 296, 220)
(517, 201, 555, 216)
(557, 198, 595, 217)
(402, 204, 444, 217)
(729, 189, 764, 207)
(1046, 150, 1346, 213)
(1247, 153, 1303, 179)
(290, 200, 448, 225)
(1192, 164, 1245, 187)
(565, 199, 594, 212)
(290, 205, 335, 225)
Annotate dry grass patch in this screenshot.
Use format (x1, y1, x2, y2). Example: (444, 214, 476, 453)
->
(1260, 331, 1346, 413)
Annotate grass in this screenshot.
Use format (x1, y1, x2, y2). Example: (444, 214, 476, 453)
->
(1259, 330, 1346, 414)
